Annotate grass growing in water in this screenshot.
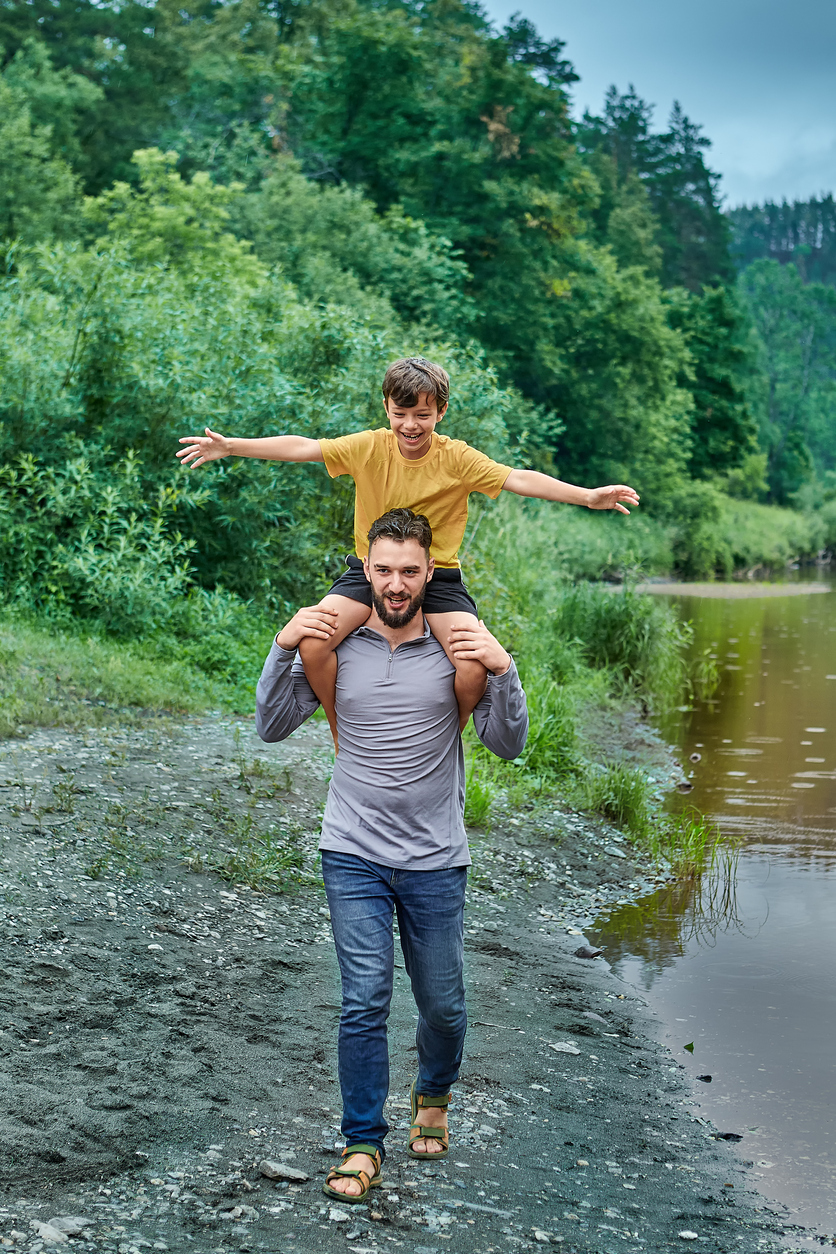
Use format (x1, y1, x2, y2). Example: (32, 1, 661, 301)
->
(648, 808, 733, 880)
(579, 767, 732, 879)
(568, 764, 733, 880)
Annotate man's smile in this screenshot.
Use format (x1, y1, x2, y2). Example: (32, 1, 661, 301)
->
(383, 591, 409, 610)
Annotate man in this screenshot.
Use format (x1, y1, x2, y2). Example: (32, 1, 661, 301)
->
(256, 507, 528, 1202)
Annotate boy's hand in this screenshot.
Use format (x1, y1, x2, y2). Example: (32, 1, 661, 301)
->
(588, 484, 640, 514)
(276, 606, 338, 652)
(177, 427, 232, 467)
(447, 620, 511, 676)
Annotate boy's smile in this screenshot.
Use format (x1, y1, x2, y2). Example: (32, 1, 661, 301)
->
(385, 392, 448, 460)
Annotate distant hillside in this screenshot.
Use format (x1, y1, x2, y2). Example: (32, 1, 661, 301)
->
(728, 195, 836, 285)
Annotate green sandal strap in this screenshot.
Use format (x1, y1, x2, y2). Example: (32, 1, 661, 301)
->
(342, 1144, 381, 1163)
(409, 1125, 449, 1144)
(327, 1166, 368, 1181)
(415, 1092, 451, 1108)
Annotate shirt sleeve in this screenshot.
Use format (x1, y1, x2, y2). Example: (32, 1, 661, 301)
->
(471, 659, 529, 760)
(255, 642, 321, 742)
(455, 442, 513, 499)
(319, 429, 376, 480)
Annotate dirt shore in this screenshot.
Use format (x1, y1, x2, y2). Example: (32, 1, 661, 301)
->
(0, 711, 813, 1254)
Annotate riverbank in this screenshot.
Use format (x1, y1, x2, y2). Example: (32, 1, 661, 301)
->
(0, 712, 812, 1253)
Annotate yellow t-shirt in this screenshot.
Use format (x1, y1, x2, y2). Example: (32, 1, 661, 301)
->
(318, 428, 512, 568)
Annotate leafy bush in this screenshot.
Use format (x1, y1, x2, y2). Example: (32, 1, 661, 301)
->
(0, 451, 205, 633)
(1, 149, 529, 620)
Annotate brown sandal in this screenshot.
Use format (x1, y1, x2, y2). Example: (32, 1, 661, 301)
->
(322, 1144, 383, 1203)
(408, 1079, 450, 1159)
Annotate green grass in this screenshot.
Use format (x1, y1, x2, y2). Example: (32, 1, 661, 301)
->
(576, 767, 732, 880)
(575, 763, 653, 840)
(646, 808, 733, 881)
(183, 788, 312, 892)
(0, 614, 260, 737)
(551, 583, 692, 712)
(464, 754, 496, 829)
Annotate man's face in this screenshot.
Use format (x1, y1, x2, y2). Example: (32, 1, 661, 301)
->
(384, 392, 448, 460)
(363, 537, 434, 628)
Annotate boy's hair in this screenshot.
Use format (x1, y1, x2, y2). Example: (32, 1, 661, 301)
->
(368, 508, 433, 556)
(381, 357, 450, 409)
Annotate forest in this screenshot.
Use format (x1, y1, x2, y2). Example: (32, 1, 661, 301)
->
(1, 0, 836, 743)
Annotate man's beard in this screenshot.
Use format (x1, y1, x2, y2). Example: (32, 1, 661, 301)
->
(371, 580, 427, 628)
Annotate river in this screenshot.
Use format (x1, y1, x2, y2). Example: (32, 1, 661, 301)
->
(589, 576, 836, 1239)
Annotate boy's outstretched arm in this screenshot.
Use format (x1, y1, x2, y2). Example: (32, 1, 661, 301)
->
(177, 427, 324, 469)
(502, 470, 639, 515)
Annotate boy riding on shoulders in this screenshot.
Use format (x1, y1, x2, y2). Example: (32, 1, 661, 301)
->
(177, 356, 639, 746)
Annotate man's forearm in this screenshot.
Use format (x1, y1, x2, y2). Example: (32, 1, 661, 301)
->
(256, 644, 320, 742)
(472, 661, 529, 760)
(502, 469, 591, 506)
(226, 435, 323, 463)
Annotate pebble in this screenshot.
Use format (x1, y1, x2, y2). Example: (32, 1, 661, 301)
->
(550, 1041, 581, 1055)
(29, 1222, 68, 1244)
(573, 945, 602, 959)
(678, 1232, 699, 1240)
(329, 1207, 350, 1222)
(46, 1218, 93, 1236)
(259, 1158, 310, 1182)
(532, 1229, 552, 1244)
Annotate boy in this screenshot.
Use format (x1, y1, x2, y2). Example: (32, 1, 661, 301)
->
(177, 356, 639, 743)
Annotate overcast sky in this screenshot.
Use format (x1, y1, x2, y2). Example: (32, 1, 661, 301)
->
(481, 0, 836, 207)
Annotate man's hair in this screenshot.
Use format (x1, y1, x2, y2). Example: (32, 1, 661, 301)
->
(367, 508, 433, 556)
(381, 357, 450, 409)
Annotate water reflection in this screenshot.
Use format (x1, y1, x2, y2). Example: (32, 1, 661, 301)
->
(590, 854, 745, 980)
(589, 577, 836, 1235)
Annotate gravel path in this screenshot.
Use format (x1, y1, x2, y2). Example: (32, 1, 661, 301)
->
(0, 714, 812, 1253)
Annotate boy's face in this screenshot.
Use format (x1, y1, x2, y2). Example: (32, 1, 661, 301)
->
(384, 391, 448, 460)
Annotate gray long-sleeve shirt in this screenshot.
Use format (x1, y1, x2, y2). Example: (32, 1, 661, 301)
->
(256, 621, 528, 870)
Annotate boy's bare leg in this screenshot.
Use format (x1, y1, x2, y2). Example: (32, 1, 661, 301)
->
(426, 611, 488, 730)
(299, 595, 371, 749)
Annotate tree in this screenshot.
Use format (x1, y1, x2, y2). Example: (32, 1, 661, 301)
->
(546, 250, 694, 501)
(0, 40, 100, 241)
(667, 284, 757, 479)
(728, 195, 836, 286)
(577, 87, 732, 290)
(0, 0, 189, 191)
(738, 260, 836, 501)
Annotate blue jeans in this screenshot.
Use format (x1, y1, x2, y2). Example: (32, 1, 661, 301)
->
(321, 851, 468, 1157)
